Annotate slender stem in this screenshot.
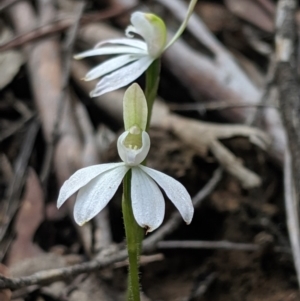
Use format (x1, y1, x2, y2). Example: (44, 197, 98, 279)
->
(145, 59, 161, 130)
(122, 170, 144, 301)
(122, 57, 161, 301)
(165, 0, 199, 49)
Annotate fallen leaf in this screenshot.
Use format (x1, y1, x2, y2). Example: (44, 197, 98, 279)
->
(69, 274, 115, 301)
(195, 2, 238, 32)
(6, 168, 44, 266)
(0, 23, 24, 89)
(224, 0, 274, 32)
(0, 264, 12, 301)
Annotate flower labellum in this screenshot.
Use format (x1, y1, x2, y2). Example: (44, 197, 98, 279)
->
(57, 84, 194, 232)
(74, 0, 198, 97)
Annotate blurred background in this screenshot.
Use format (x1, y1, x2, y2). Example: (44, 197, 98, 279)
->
(0, 0, 299, 300)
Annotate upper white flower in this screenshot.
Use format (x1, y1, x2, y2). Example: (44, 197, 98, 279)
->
(57, 84, 194, 232)
(74, 0, 198, 97)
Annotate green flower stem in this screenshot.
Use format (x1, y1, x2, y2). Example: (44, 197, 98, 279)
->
(122, 170, 144, 301)
(122, 58, 161, 301)
(145, 58, 161, 130)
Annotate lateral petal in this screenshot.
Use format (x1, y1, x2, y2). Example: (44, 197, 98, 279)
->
(57, 163, 124, 208)
(84, 54, 140, 81)
(90, 56, 153, 97)
(131, 167, 165, 232)
(139, 166, 194, 224)
(74, 46, 146, 59)
(74, 165, 129, 225)
(94, 38, 147, 50)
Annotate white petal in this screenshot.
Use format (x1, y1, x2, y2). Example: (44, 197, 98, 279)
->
(84, 54, 140, 81)
(74, 165, 129, 225)
(57, 163, 124, 208)
(131, 167, 165, 232)
(90, 56, 153, 97)
(94, 38, 147, 50)
(139, 166, 194, 224)
(74, 46, 146, 59)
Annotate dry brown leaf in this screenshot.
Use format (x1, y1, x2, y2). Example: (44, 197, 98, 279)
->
(6, 168, 44, 266)
(69, 274, 116, 301)
(195, 2, 238, 32)
(0, 23, 23, 89)
(224, 0, 274, 32)
(0, 264, 12, 301)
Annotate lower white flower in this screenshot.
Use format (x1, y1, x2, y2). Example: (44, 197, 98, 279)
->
(57, 131, 193, 232)
(57, 83, 194, 232)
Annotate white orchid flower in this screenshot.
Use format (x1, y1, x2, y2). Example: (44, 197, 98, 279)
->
(57, 84, 194, 232)
(74, 0, 198, 97)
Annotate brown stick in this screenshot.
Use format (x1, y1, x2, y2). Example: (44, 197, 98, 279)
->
(157, 240, 290, 253)
(0, 4, 137, 51)
(275, 0, 300, 289)
(0, 120, 39, 248)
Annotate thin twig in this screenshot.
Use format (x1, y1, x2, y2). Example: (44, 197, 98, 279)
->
(284, 147, 300, 285)
(157, 240, 291, 253)
(187, 272, 217, 301)
(0, 5, 137, 51)
(113, 254, 164, 268)
(0, 168, 223, 289)
(0, 249, 128, 290)
(0, 120, 39, 247)
(0, 114, 35, 142)
(169, 102, 278, 112)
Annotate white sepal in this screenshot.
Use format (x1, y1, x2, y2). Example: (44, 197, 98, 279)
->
(74, 164, 129, 225)
(140, 166, 194, 224)
(117, 131, 150, 166)
(90, 56, 153, 97)
(94, 38, 147, 50)
(57, 163, 123, 208)
(74, 46, 147, 59)
(131, 167, 165, 232)
(84, 54, 140, 81)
